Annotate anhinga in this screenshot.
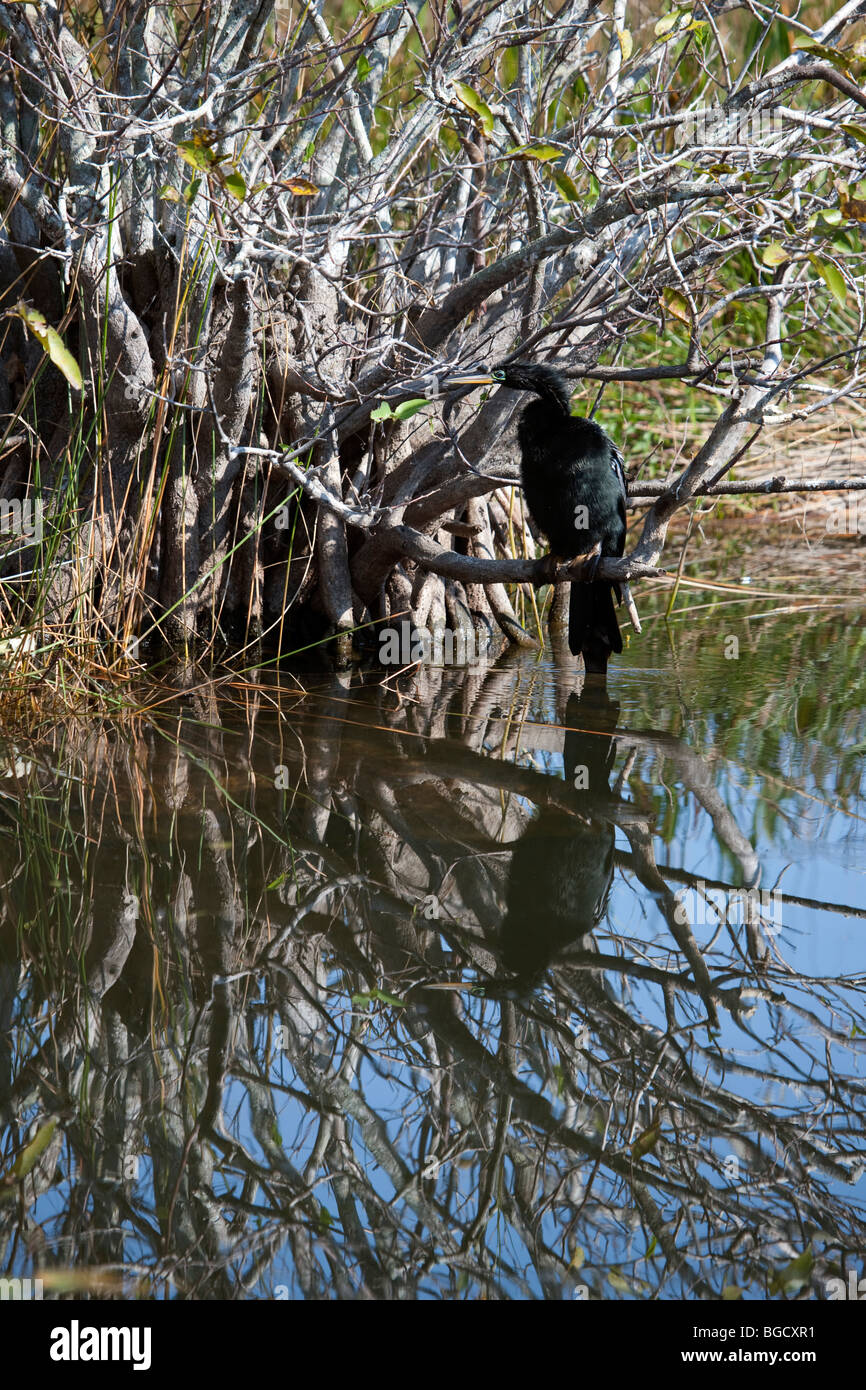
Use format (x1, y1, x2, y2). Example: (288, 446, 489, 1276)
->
(444, 363, 628, 674)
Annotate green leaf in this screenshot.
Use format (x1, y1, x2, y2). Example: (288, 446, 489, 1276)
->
(808, 209, 847, 235)
(792, 35, 856, 73)
(357, 53, 371, 82)
(769, 1247, 813, 1296)
(11, 1119, 58, 1180)
(551, 168, 580, 202)
(184, 177, 201, 206)
(722, 1285, 743, 1300)
(365, 0, 403, 10)
(392, 397, 428, 421)
(158, 183, 182, 204)
(16, 302, 82, 391)
(661, 287, 690, 324)
(370, 988, 406, 1008)
(616, 26, 633, 61)
(841, 122, 866, 145)
(631, 1122, 662, 1158)
(761, 241, 789, 267)
(655, 10, 685, 38)
(351, 988, 405, 1008)
(608, 1269, 632, 1292)
(370, 402, 393, 421)
(507, 143, 563, 162)
(177, 138, 221, 172)
(453, 81, 494, 136)
(810, 256, 847, 307)
(222, 171, 246, 201)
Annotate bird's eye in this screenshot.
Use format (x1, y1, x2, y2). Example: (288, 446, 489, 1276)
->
(491, 370, 505, 383)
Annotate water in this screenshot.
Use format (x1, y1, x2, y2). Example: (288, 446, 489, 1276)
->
(0, 601, 864, 1300)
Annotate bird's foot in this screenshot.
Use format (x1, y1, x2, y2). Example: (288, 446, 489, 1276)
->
(541, 551, 560, 583)
(577, 540, 603, 582)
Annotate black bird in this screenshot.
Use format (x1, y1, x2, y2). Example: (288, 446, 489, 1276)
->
(444, 362, 628, 674)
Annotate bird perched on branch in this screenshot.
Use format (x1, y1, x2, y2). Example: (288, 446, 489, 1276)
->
(444, 362, 630, 675)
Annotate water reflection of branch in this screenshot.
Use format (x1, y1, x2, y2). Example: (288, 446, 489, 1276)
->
(0, 674, 864, 1299)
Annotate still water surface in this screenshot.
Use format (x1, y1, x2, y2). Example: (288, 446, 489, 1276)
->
(1, 604, 864, 1299)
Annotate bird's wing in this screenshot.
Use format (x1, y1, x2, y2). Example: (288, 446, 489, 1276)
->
(609, 443, 627, 497)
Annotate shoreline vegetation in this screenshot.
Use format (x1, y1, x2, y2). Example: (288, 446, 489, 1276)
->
(0, 0, 865, 712)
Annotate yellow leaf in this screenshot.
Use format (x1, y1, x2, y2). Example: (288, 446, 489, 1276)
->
(39, 1267, 125, 1294)
(283, 177, 318, 197)
(655, 11, 684, 38)
(661, 288, 690, 324)
(835, 177, 866, 222)
(761, 242, 789, 267)
(16, 303, 82, 391)
(507, 144, 563, 161)
(616, 27, 633, 61)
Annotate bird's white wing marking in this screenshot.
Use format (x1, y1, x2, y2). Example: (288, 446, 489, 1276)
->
(609, 444, 627, 495)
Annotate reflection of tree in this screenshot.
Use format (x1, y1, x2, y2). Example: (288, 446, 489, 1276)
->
(0, 659, 864, 1300)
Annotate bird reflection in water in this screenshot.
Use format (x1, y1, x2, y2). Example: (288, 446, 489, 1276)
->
(495, 686, 620, 994)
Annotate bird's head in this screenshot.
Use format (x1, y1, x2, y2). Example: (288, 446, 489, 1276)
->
(442, 362, 572, 415)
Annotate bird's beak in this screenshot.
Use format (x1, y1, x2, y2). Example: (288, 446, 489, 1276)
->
(441, 371, 496, 390)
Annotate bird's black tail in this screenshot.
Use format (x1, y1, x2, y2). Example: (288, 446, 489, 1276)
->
(568, 581, 622, 674)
